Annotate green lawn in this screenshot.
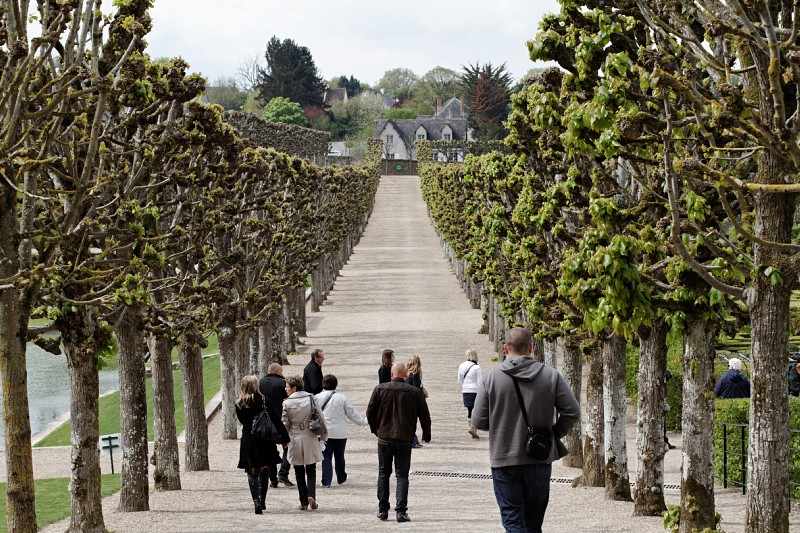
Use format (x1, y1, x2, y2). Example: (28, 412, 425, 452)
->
(35, 354, 220, 447)
(0, 474, 120, 533)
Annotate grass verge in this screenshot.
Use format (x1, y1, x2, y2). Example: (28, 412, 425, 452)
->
(0, 474, 120, 533)
(35, 354, 220, 447)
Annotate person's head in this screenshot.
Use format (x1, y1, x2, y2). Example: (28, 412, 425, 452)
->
(285, 375, 303, 395)
(322, 374, 338, 391)
(407, 355, 421, 375)
(268, 363, 283, 376)
(503, 327, 533, 357)
(235, 375, 259, 408)
(391, 362, 407, 379)
(381, 349, 395, 367)
(465, 349, 478, 363)
(311, 348, 325, 364)
(728, 358, 742, 371)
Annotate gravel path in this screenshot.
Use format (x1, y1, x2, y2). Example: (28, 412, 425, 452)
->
(31, 174, 796, 532)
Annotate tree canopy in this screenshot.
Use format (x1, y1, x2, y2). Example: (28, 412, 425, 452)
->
(261, 96, 308, 126)
(460, 62, 512, 140)
(256, 36, 326, 107)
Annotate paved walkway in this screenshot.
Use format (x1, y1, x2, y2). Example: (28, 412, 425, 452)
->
(40, 175, 792, 532)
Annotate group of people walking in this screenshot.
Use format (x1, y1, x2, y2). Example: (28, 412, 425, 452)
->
(234, 326, 582, 532)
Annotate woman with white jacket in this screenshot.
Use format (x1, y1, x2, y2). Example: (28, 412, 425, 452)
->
(458, 349, 484, 439)
(283, 375, 328, 511)
(315, 374, 368, 487)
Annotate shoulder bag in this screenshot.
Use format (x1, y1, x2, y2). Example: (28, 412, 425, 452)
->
(308, 394, 327, 436)
(511, 376, 552, 460)
(252, 395, 281, 443)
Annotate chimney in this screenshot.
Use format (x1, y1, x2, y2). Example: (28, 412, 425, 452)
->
(435, 97, 442, 115)
(459, 96, 464, 117)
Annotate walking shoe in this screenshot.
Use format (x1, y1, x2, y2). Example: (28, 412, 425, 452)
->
(467, 426, 480, 439)
(396, 512, 411, 522)
(298, 504, 308, 511)
(308, 496, 318, 510)
(377, 511, 388, 521)
(338, 478, 349, 486)
(278, 477, 294, 487)
(321, 484, 331, 488)
(270, 481, 279, 488)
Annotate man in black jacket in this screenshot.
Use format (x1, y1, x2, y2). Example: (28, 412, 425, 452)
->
(366, 362, 431, 523)
(259, 363, 293, 487)
(303, 348, 325, 394)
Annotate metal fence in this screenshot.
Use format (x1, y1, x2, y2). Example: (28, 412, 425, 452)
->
(715, 421, 800, 501)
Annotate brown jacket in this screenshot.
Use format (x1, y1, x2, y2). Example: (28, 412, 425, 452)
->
(366, 378, 431, 442)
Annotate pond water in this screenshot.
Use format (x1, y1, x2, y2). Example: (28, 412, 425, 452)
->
(0, 343, 119, 449)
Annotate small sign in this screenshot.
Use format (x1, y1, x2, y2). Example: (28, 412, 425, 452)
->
(99, 433, 120, 474)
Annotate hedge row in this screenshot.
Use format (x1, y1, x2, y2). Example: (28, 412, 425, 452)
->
(224, 111, 330, 159)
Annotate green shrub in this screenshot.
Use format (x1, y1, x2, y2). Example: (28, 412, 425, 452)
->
(713, 397, 800, 500)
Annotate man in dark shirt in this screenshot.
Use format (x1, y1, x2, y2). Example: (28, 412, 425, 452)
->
(303, 348, 325, 394)
(259, 363, 293, 487)
(366, 362, 431, 523)
(714, 358, 751, 399)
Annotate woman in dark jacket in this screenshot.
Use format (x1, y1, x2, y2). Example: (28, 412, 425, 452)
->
(236, 374, 289, 514)
(378, 349, 394, 384)
(405, 355, 425, 448)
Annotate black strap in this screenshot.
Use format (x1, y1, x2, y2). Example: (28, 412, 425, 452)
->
(463, 363, 477, 379)
(320, 391, 335, 411)
(511, 377, 531, 429)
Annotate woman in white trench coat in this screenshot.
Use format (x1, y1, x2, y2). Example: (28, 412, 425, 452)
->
(283, 374, 328, 510)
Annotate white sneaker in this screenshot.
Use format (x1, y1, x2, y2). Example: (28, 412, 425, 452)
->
(339, 478, 349, 486)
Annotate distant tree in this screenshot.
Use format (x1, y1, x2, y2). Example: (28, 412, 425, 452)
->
(376, 68, 419, 100)
(326, 92, 386, 140)
(398, 96, 434, 116)
(333, 75, 366, 98)
(460, 62, 512, 140)
(256, 36, 326, 107)
(261, 97, 308, 126)
(236, 54, 263, 91)
(416, 66, 461, 107)
(206, 77, 247, 110)
(385, 108, 417, 119)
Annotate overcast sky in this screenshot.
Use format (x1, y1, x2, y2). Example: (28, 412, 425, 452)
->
(146, 0, 562, 87)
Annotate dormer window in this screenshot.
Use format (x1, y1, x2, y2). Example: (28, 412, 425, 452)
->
(386, 134, 394, 144)
(443, 133, 452, 141)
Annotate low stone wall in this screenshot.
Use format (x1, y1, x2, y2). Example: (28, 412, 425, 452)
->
(381, 159, 418, 175)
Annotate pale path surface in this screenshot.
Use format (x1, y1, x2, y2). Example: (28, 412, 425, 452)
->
(38, 175, 787, 532)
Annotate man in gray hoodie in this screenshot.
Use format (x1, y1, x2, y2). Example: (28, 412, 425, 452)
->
(473, 327, 580, 533)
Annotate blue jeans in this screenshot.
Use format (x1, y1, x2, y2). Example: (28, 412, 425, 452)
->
(321, 438, 348, 486)
(492, 463, 552, 533)
(377, 440, 412, 514)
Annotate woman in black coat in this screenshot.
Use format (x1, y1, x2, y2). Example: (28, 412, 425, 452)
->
(236, 375, 289, 514)
(378, 349, 394, 384)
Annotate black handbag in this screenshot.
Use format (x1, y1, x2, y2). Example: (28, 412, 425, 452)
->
(252, 395, 281, 443)
(511, 377, 552, 461)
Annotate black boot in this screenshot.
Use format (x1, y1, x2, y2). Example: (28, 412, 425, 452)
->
(258, 471, 270, 511)
(247, 473, 262, 514)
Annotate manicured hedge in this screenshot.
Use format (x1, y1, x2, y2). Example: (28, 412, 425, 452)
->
(224, 111, 330, 159)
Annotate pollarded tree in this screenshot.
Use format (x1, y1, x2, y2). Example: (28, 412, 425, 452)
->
(256, 36, 326, 107)
(633, 2, 800, 531)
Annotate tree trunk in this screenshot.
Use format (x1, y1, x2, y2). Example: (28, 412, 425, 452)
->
(561, 340, 583, 468)
(114, 309, 150, 512)
(633, 319, 668, 516)
(248, 326, 259, 376)
(235, 325, 248, 382)
(60, 308, 105, 532)
(544, 339, 558, 368)
(531, 338, 545, 363)
(283, 296, 294, 354)
(179, 332, 209, 471)
(602, 334, 632, 501)
(218, 323, 239, 439)
(295, 286, 307, 337)
(680, 315, 717, 532)
(311, 267, 323, 312)
(745, 186, 793, 533)
(147, 333, 181, 491)
(0, 185, 36, 532)
(258, 323, 270, 375)
(574, 343, 604, 487)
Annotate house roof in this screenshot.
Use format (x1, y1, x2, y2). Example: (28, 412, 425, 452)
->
(323, 87, 348, 106)
(373, 117, 468, 142)
(436, 96, 466, 119)
(373, 90, 397, 108)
